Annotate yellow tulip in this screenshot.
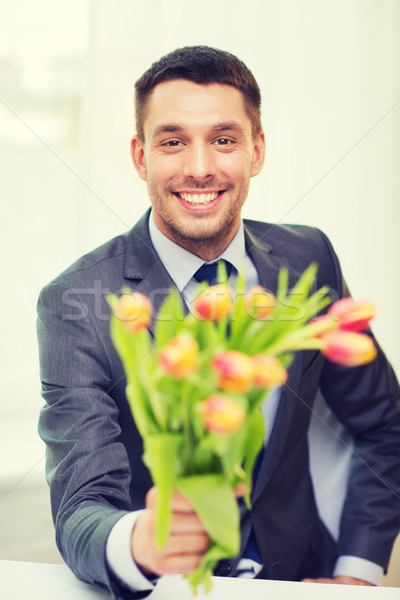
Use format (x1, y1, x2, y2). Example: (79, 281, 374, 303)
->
(193, 284, 233, 321)
(114, 292, 152, 332)
(200, 394, 246, 434)
(212, 350, 255, 393)
(159, 333, 199, 379)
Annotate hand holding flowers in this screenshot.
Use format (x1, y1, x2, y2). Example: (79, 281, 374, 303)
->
(107, 263, 376, 594)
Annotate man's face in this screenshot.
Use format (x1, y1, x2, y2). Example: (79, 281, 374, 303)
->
(131, 79, 265, 257)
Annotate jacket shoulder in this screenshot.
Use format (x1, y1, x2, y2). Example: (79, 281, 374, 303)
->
(244, 218, 326, 248)
(57, 233, 127, 283)
(243, 218, 343, 293)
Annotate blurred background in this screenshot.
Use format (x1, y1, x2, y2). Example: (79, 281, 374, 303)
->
(0, 0, 399, 586)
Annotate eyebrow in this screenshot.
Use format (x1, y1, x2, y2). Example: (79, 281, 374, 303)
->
(152, 124, 184, 136)
(211, 121, 245, 133)
(152, 121, 245, 137)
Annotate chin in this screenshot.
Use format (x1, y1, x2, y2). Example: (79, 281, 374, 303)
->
(176, 219, 233, 242)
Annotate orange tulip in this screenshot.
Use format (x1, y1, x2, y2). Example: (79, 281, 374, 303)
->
(159, 333, 199, 379)
(193, 284, 233, 322)
(252, 354, 288, 388)
(200, 394, 246, 434)
(114, 292, 152, 332)
(246, 286, 276, 319)
(212, 350, 255, 393)
(328, 297, 375, 332)
(321, 330, 377, 367)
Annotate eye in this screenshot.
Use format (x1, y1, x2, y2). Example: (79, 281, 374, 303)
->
(214, 138, 233, 145)
(162, 140, 183, 147)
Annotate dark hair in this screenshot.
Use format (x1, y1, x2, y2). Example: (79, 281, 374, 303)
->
(134, 46, 262, 140)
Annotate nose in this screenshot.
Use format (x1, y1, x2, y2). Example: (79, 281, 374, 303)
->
(182, 141, 217, 180)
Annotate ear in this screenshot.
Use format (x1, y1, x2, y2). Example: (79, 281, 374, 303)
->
(250, 131, 266, 177)
(130, 136, 147, 181)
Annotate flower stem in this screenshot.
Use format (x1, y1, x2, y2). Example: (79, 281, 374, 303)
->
(266, 330, 325, 356)
(181, 381, 195, 474)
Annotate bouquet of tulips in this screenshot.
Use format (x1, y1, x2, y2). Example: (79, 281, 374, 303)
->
(107, 263, 376, 594)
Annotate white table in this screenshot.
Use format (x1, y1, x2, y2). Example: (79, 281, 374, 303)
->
(1, 560, 399, 600)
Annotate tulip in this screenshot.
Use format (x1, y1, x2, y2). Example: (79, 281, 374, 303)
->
(252, 354, 288, 388)
(328, 297, 375, 332)
(159, 333, 199, 379)
(193, 284, 233, 322)
(321, 330, 377, 367)
(114, 292, 152, 332)
(200, 394, 246, 434)
(246, 286, 276, 319)
(212, 350, 255, 393)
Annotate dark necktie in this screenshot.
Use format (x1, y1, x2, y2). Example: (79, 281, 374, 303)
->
(193, 259, 233, 285)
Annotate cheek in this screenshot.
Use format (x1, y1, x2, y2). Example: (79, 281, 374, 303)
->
(218, 152, 253, 179)
(147, 156, 181, 185)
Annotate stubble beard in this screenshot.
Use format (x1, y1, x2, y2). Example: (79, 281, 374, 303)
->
(148, 180, 249, 256)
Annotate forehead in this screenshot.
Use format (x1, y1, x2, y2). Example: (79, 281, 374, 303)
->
(144, 80, 251, 136)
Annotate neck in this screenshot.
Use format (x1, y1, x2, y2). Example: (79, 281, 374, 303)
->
(152, 211, 241, 261)
(162, 227, 239, 261)
(175, 238, 233, 261)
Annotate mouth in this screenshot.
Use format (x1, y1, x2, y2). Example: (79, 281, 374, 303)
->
(174, 190, 225, 207)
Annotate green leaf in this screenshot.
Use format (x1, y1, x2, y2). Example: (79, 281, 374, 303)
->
(219, 425, 248, 484)
(176, 474, 240, 555)
(125, 381, 158, 436)
(143, 433, 184, 549)
(217, 260, 230, 284)
(191, 318, 221, 351)
(154, 287, 186, 349)
(287, 262, 318, 302)
(276, 266, 289, 300)
(185, 543, 230, 594)
(243, 410, 265, 507)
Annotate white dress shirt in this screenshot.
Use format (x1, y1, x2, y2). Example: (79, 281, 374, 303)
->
(106, 212, 382, 590)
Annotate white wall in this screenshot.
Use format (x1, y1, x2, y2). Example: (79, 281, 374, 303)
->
(79, 0, 400, 372)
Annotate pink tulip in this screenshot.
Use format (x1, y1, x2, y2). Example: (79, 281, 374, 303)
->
(159, 333, 199, 379)
(252, 354, 288, 388)
(328, 297, 375, 332)
(246, 286, 276, 319)
(200, 394, 246, 434)
(321, 330, 377, 367)
(212, 350, 255, 393)
(193, 284, 233, 322)
(114, 292, 152, 332)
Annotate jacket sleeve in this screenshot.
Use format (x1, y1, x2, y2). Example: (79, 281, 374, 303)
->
(316, 229, 400, 570)
(37, 281, 149, 599)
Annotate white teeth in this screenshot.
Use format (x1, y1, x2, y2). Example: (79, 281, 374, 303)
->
(179, 192, 219, 204)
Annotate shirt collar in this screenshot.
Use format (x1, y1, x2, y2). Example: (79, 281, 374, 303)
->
(148, 211, 247, 292)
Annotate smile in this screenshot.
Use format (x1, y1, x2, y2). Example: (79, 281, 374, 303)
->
(175, 191, 223, 205)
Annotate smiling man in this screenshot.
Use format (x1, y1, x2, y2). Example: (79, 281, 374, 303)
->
(37, 46, 400, 599)
(131, 79, 265, 260)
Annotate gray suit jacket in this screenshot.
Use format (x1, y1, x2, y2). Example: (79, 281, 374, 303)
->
(37, 211, 400, 598)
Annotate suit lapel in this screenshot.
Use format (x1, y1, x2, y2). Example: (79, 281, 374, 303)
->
(123, 210, 184, 332)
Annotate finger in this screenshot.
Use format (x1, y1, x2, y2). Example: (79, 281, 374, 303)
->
(150, 551, 207, 576)
(145, 486, 158, 510)
(146, 487, 196, 514)
(334, 576, 374, 586)
(161, 532, 210, 556)
(170, 489, 198, 512)
(301, 578, 334, 584)
(234, 483, 247, 497)
(169, 512, 208, 534)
